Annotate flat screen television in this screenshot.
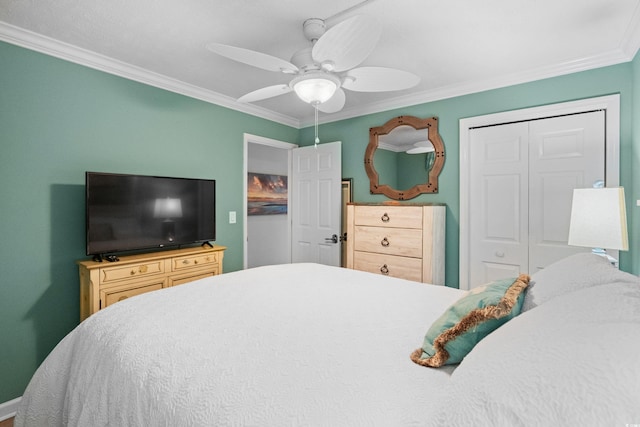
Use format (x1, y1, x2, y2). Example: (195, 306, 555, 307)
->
(86, 172, 216, 257)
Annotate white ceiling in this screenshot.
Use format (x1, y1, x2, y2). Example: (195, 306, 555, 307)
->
(1, 0, 639, 128)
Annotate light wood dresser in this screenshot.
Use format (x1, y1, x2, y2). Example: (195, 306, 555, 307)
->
(78, 245, 226, 321)
(346, 204, 445, 284)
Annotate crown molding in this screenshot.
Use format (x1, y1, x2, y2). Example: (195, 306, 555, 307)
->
(2, 21, 637, 131)
(0, 22, 301, 128)
(308, 45, 638, 127)
(620, 1, 640, 59)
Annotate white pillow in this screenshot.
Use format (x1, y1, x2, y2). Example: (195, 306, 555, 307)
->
(427, 281, 640, 426)
(522, 252, 638, 311)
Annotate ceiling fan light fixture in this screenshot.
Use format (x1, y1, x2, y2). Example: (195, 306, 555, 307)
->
(291, 73, 340, 105)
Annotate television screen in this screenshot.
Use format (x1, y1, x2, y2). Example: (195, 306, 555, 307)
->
(86, 172, 216, 256)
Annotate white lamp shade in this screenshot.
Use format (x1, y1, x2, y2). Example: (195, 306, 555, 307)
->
(154, 197, 183, 219)
(568, 187, 628, 251)
(292, 73, 338, 104)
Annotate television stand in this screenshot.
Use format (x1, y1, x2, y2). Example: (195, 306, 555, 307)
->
(78, 245, 226, 321)
(202, 241, 214, 248)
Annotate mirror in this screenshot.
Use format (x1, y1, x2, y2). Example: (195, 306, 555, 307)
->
(365, 115, 445, 200)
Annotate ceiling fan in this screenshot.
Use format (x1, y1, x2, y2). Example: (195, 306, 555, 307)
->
(206, 15, 420, 113)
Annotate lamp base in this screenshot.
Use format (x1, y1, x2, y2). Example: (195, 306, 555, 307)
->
(591, 248, 618, 268)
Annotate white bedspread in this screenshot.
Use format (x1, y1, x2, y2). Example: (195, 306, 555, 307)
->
(16, 263, 464, 427)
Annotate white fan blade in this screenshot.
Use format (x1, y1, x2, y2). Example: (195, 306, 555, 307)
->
(312, 15, 381, 72)
(317, 88, 346, 113)
(237, 84, 292, 103)
(342, 67, 420, 92)
(207, 42, 298, 74)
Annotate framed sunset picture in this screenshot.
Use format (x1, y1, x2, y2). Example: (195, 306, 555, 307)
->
(247, 173, 288, 215)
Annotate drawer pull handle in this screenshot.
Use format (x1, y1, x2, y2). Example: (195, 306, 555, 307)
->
(182, 260, 189, 265)
(495, 251, 505, 258)
(131, 265, 149, 275)
(380, 264, 389, 275)
(194, 260, 198, 264)
(118, 296, 129, 302)
(381, 213, 390, 222)
(381, 237, 390, 247)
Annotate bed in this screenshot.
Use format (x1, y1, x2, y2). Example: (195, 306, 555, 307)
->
(15, 253, 640, 426)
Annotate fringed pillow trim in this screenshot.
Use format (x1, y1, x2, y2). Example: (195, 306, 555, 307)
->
(411, 274, 530, 368)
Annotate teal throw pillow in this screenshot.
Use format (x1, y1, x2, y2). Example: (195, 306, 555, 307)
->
(411, 274, 530, 367)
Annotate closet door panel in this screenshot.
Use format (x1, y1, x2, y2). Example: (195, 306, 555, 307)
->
(528, 111, 605, 273)
(468, 122, 529, 288)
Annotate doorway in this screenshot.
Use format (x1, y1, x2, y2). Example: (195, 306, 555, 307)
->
(244, 134, 297, 269)
(243, 135, 343, 269)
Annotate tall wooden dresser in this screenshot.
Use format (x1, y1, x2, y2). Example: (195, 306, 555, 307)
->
(345, 204, 445, 285)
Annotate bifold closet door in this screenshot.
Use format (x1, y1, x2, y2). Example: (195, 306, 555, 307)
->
(468, 111, 605, 288)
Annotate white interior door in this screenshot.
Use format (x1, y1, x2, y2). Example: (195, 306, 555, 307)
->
(291, 141, 342, 266)
(468, 111, 605, 288)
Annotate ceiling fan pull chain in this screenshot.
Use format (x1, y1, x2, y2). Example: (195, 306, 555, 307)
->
(314, 103, 320, 147)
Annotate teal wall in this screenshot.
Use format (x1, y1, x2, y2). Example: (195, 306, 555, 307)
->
(372, 148, 398, 188)
(397, 152, 431, 190)
(1, 39, 639, 404)
(632, 51, 640, 278)
(300, 59, 639, 284)
(0, 41, 298, 403)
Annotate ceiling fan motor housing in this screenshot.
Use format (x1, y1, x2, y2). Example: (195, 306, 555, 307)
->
(290, 47, 318, 72)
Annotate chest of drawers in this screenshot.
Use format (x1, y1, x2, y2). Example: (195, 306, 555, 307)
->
(345, 204, 445, 284)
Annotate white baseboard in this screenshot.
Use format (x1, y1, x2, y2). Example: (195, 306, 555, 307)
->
(0, 397, 21, 421)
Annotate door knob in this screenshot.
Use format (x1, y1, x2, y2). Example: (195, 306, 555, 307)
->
(325, 234, 338, 244)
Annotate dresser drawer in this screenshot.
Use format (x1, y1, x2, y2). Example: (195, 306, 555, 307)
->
(100, 260, 165, 284)
(172, 252, 219, 271)
(353, 251, 423, 282)
(354, 205, 423, 228)
(102, 281, 165, 308)
(354, 225, 423, 258)
(169, 269, 217, 287)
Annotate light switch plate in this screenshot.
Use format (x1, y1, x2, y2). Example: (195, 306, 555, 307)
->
(229, 211, 236, 224)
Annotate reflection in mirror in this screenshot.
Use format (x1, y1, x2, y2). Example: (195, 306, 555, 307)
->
(366, 116, 445, 200)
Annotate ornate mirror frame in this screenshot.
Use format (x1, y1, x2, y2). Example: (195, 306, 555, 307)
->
(365, 115, 445, 200)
